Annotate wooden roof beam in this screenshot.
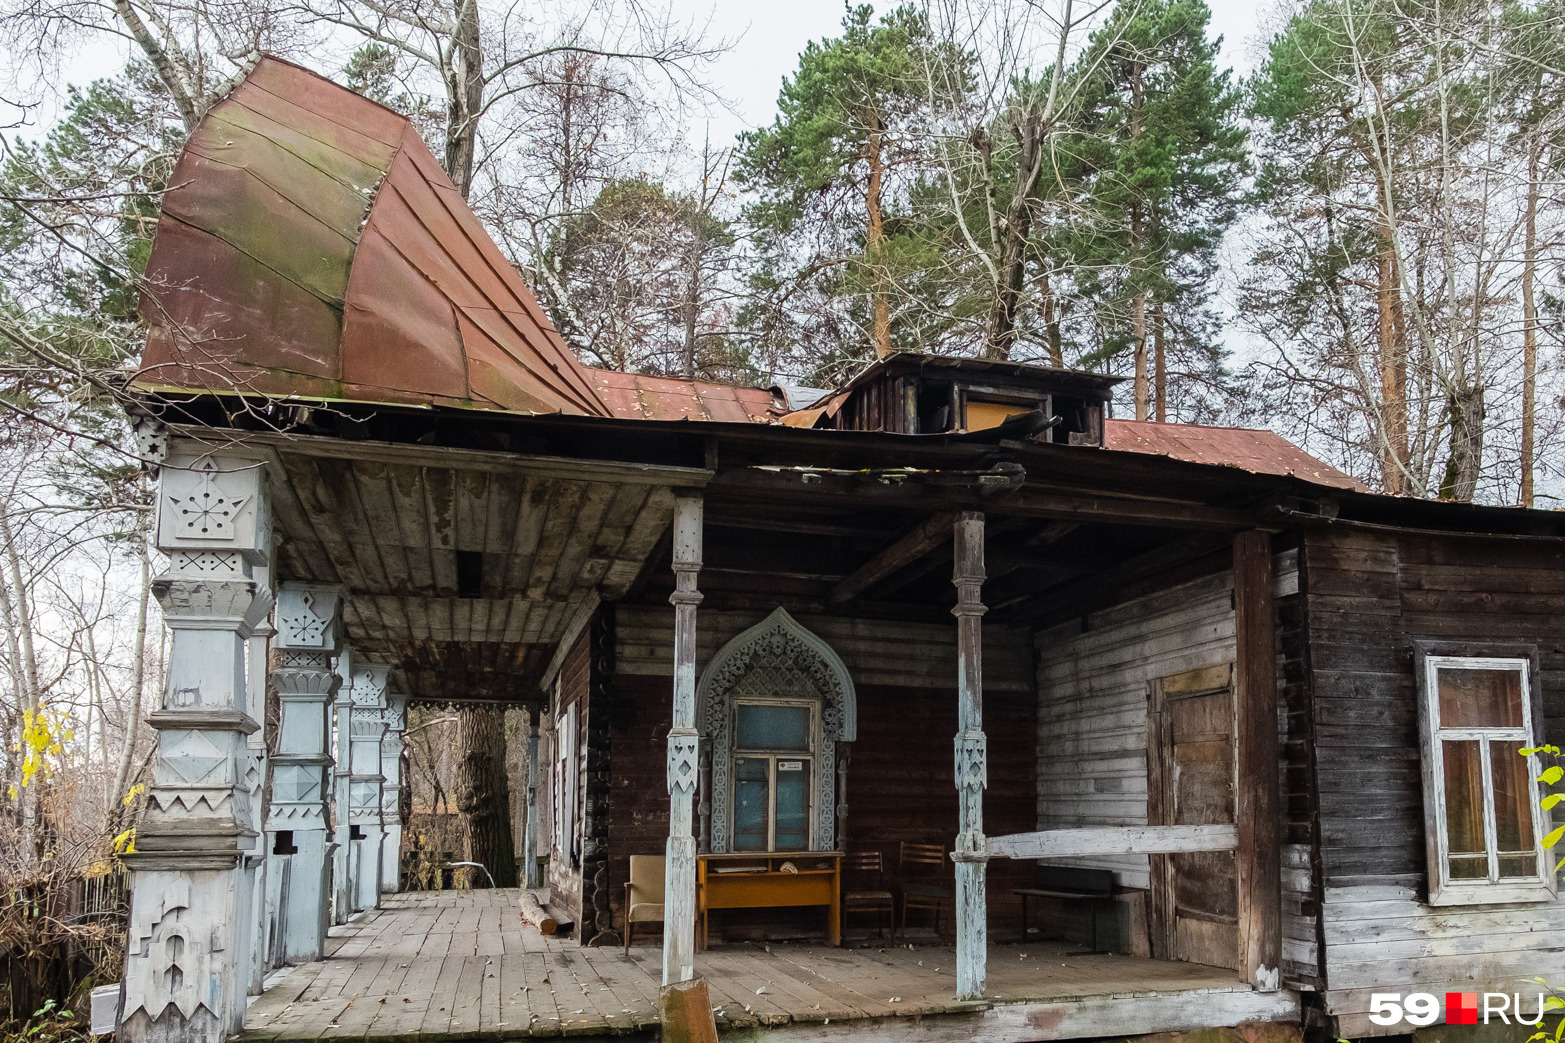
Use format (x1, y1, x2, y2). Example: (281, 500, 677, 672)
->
(830, 512, 956, 604)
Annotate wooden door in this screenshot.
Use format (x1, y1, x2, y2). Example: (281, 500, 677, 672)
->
(1147, 664, 1238, 969)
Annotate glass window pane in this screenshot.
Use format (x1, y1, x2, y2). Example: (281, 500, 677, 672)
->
(734, 757, 769, 851)
(774, 759, 810, 850)
(736, 704, 810, 751)
(1449, 855, 1488, 880)
(1438, 667, 1524, 729)
(1499, 854, 1539, 879)
(1493, 747, 1537, 875)
(1443, 740, 1487, 856)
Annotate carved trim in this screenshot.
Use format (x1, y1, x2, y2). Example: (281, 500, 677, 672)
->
(696, 607, 856, 853)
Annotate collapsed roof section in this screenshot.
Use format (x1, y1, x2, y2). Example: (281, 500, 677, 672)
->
(136, 57, 608, 417)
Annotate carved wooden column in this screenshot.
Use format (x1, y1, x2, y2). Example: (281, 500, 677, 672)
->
(663, 495, 703, 985)
(379, 689, 407, 893)
(119, 448, 273, 1043)
(243, 578, 274, 995)
(951, 511, 989, 1001)
(268, 582, 343, 965)
(522, 707, 542, 889)
(331, 648, 356, 923)
(348, 663, 391, 911)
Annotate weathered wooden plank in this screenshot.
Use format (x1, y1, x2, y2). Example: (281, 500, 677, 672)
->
(988, 824, 1239, 859)
(1234, 530, 1281, 992)
(831, 511, 955, 604)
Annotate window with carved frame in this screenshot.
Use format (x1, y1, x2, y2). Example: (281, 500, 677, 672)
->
(1416, 644, 1555, 906)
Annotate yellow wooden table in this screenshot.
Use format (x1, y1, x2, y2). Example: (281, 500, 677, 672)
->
(696, 851, 842, 949)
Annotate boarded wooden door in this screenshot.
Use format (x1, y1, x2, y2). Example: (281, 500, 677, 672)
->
(1147, 663, 1238, 969)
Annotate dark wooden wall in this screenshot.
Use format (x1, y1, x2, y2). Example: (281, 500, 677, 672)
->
(599, 606, 1036, 945)
(1299, 527, 1565, 1037)
(543, 626, 590, 927)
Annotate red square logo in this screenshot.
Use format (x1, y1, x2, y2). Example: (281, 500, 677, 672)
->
(1446, 992, 1479, 1025)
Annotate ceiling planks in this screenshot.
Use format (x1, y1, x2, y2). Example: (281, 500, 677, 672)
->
(266, 447, 682, 701)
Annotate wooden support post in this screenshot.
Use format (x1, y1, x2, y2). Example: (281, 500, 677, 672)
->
(1233, 530, 1281, 991)
(523, 708, 542, 889)
(664, 495, 703, 985)
(379, 691, 407, 893)
(952, 511, 988, 1001)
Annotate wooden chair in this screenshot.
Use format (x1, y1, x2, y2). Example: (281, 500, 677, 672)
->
(841, 850, 895, 938)
(623, 855, 665, 954)
(897, 842, 952, 942)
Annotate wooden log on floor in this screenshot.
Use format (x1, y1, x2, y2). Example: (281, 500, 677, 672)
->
(519, 891, 557, 934)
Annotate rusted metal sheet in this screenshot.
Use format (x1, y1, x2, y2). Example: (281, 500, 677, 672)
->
(1105, 420, 1366, 491)
(138, 56, 607, 417)
(587, 369, 777, 423)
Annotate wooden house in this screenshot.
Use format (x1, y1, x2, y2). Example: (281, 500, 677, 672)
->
(113, 57, 1563, 1043)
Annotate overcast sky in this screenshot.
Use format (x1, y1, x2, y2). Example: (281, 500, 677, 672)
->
(30, 0, 1273, 140)
(693, 0, 1271, 144)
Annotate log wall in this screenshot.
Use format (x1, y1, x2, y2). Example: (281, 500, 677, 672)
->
(602, 605, 1036, 943)
(1300, 528, 1565, 1037)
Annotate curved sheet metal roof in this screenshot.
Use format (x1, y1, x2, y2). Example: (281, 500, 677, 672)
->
(136, 57, 607, 417)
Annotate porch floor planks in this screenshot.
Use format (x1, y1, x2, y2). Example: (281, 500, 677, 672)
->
(244, 889, 1261, 1042)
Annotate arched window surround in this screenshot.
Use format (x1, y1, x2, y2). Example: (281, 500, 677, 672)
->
(697, 607, 857, 853)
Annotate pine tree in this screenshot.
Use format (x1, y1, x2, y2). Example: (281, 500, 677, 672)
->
(1069, 0, 1246, 421)
(736, 4, 940, 365)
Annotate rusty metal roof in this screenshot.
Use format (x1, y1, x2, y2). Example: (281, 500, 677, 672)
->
(589, 369, 779, 423)
(1104, 419, 1366, 490)
(136, 56, 607, 417)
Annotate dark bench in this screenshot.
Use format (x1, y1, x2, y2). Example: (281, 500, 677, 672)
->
(1013, 866, 1119, 954)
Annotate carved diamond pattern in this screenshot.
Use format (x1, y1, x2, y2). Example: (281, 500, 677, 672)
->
(281, 589, 327, 645)
(166, 459, 248, 540)
(159, 730, 226, 784)
(954, 731, 988, 790)
(667, 734, 700, 794)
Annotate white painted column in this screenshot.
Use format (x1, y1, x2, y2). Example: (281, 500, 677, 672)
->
(119, 448, 273, 1043)
(379, 691, 407, 893)
(663, 495, 702, 986)
(268, 583, 344, 965)
(951, 511, 989, 1001)
(331, 648, 356, 923)
(523, 707, 542, 889)
(244, 592, 273, 994)
(347, 663, 391, 912)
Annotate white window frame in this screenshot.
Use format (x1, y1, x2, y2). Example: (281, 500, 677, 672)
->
(732, 697, 817, 853)
(1417, 653, 1555, 906)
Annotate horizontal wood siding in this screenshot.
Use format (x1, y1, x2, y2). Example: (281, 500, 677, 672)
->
(1034, 570, 1238, 891)
(1275, 547, 1324, 990)
(614, 606, 1032, 692)
(1302, 528, 1565, 1036)
(605, 611, 1036, 940)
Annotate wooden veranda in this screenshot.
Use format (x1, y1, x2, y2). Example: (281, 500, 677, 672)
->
(244, 890, 1296, 1043)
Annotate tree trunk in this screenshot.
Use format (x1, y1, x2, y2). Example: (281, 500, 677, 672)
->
(444, 0, 484, 199)
(0, 507, 43, 855)
(1438, 384, 1484, 502)
(985, 114, 1046, 360)
(107, 539, 152, 833)
(680, 224, 706, 378)
(1372, 169, 1409, 495)
(1521, 129, 1540, 509)
(1152, 301, 1166, 423)
(1039, 268, 1063, 367)
(865, 118, 892, 358)
(456, 703, 517, 887)
(1132, 291, 1148, 420)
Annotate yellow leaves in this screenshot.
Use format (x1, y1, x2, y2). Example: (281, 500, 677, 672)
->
(1539, 765, 1564, 787)
(112, 829, 136, 854)
(18, 703, 68, 788)
(122, 783, 145, 806)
